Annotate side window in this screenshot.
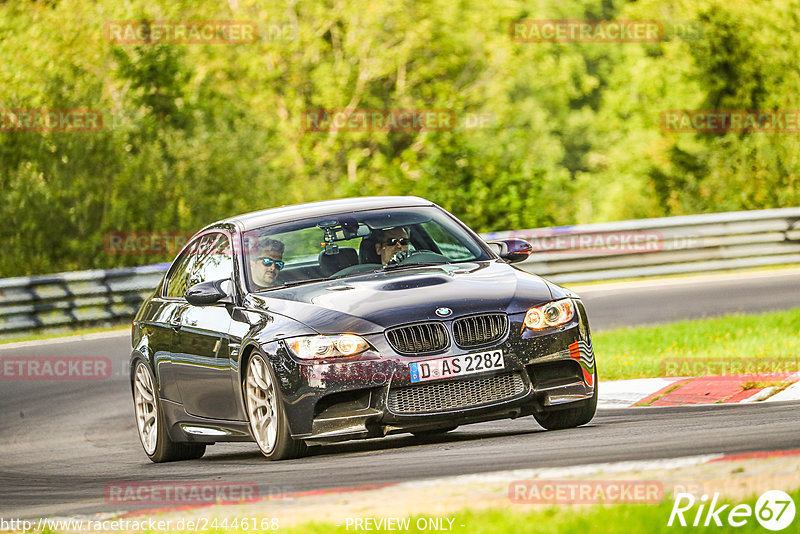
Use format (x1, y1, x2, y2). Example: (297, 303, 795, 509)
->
(420, 221, 474, 261)
(165, 241, 198, 298)
(190, 233, 233, 287)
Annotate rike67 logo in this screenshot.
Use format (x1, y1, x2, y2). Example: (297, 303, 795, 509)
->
(669, 490, 796, 530)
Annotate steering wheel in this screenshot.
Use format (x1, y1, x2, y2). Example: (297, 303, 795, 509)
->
(388, 249, 413, 265)
(388, 249, 448, 265)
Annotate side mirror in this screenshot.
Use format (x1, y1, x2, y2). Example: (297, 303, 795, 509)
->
(185, 279, 234, 306)
(487, 238, 533, 263)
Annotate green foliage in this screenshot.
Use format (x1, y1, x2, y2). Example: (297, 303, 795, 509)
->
(0, 0, 799, 276)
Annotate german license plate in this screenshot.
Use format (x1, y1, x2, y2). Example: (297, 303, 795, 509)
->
(409, 350, 505, 383)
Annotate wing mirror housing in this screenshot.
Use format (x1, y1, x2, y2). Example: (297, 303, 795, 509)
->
(185, 279, 234, 306)
(487, 238, 533, 263)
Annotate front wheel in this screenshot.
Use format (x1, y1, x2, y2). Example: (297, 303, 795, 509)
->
(245, 352, 306, 460)
(133, 360, 205, 462)
(533, 370, 598, 430)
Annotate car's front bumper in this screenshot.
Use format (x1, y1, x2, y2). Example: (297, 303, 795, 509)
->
(275, 300, 596, 443)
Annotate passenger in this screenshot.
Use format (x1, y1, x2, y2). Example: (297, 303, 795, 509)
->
(374, 227, 410, 265)
(251, 237, 285, 288)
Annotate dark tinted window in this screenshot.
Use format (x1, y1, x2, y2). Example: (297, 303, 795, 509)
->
(190, 233, 233, 287)
(420, 220, 475, 261)
(242, 206, 491, 291)
(165, 240, 198, 298)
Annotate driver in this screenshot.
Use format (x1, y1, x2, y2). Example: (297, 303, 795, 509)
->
(250, 236, 285, 288)
(374, 227, 410, 265)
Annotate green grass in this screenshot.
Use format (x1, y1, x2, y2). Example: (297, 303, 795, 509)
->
(39, 486, 800, 534)
(272, 486, 800, 534)
(595, 308, 800, 381)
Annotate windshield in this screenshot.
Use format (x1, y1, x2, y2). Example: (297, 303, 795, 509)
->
(242, 206, 492, 292)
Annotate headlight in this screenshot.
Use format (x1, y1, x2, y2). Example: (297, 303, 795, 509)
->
(286, 334, 370, 359)
(523, 299, 575, 331)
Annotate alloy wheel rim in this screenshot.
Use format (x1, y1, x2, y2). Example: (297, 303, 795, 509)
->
(246, 356, 278, 453)
(133, 362, 158, 455)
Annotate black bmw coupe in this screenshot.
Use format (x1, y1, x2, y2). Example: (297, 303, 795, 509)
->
(130, 196, 597, 461)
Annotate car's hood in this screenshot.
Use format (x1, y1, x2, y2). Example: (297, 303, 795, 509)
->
(248, 261, 555, 334)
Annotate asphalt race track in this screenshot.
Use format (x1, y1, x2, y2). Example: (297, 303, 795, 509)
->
(573, 268, 800, 330)
(2, 269, 800, 519)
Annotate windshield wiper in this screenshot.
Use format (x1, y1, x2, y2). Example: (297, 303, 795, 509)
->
(260, 263, 453, 289)
(381, 262, 450, 271)
(270, 277, 332, 289)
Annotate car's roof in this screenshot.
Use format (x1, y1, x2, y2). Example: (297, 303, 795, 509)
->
(221, 196, 436, 231)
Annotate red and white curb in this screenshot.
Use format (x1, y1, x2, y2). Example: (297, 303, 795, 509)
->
(599, 372, 800, 407)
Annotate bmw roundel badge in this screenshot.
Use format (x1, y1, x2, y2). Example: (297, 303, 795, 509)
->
(435, 307, 453, 317)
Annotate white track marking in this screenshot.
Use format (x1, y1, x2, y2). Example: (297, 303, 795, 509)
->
(598, 377, 686, 408)
(0, 329, 129, 351)
(391, 454, 724, 490)
(763, 373, 800, 402)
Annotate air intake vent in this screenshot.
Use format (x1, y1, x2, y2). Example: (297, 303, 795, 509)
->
(388, 372, 526, 414)
(453, 314, 509, 348)
(386, 322, 449, 354)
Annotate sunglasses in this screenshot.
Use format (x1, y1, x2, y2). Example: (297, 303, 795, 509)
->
(384, 237, 410, 246)
(259, 257, 285, 270)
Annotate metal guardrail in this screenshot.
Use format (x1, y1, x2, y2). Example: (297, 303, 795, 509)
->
(1, 208, 799, 336)
(0, 264, 168, 336)
(485, 206, 800, 283)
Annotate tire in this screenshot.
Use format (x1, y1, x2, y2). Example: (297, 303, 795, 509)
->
(133, 360, 206, 463)
(411, 426, 458, 437)
(533, 369, 598, 430)
(245, 352, 307, 460)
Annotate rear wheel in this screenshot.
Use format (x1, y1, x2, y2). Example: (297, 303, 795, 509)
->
(245, 352, 306, 460)
(133, 360, 205, 462)
(533, 370, 598, 430)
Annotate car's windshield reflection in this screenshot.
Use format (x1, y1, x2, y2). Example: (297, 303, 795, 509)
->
(242, 206, 492, 292)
